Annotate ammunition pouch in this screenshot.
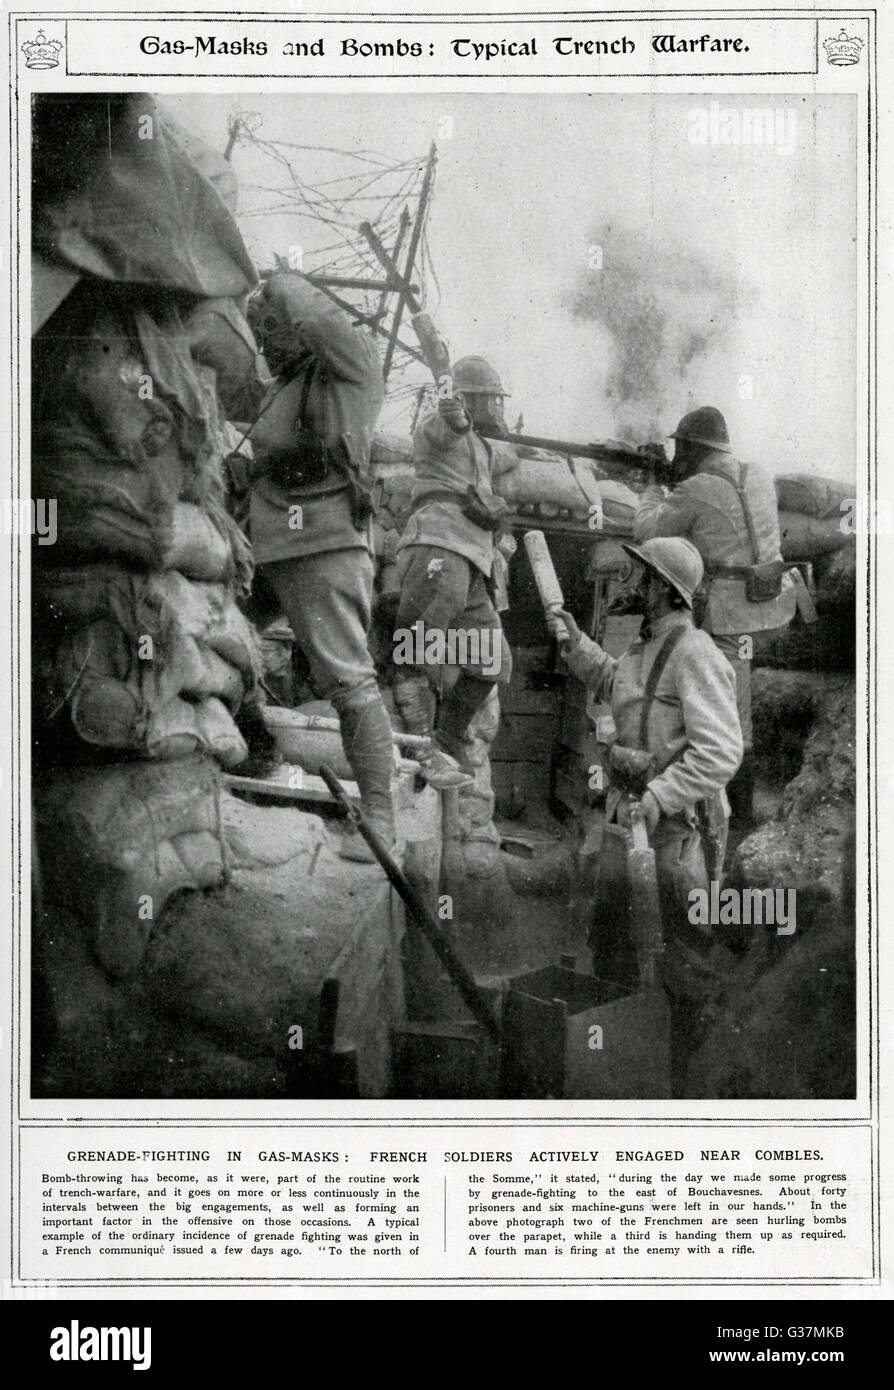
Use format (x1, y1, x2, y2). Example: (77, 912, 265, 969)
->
(461, 485, 509, 533)
(744, 559, 786, 602)
(261, 358, 333, 491)
(264, 432, 330, 491)
(699, 461, 786, 603)
(706, 559, 786, 603)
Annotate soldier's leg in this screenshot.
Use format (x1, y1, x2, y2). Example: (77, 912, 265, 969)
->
(712, 631, 753, 826)
(434, 570, 509, 770)
(391, 547, 476, 788)
(653, 816, 729, 1094)
(262, 549, 396, 860)
(589, 822, 638, 992)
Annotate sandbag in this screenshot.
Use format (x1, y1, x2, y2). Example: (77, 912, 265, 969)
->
(499, 456, 600, 513)
(146, 696, 248, 766)
(68, 674, 247, 766)
(33, 286, 245, 560)
(492, 459, 637, 532)
(32, 93, 256, 298)
(778, 510, 853, 560)
(33, 298, 194, 499)
(146, 571, 259, 683)
(38, 565, 258, 695)
(41, 600, 250, 758)
(774, 474, 851, 521)
(156, 501, 232, 580)
(34, 754, 228, 977)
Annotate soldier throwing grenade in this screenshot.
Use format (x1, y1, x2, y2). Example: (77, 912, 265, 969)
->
(392, 355, 518, 787)
(246, 272, 395, 862)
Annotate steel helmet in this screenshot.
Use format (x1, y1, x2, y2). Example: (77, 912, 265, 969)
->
(622, 537, 704, 609)
(669, 406, 731, 454)
(451, 355, 507, 396)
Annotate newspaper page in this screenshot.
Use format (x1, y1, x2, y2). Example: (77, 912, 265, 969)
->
(1, 0, 890, 1326)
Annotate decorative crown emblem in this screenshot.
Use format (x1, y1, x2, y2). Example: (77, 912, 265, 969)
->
(21, 29, 63, 70)
(823, 29, 864, 66)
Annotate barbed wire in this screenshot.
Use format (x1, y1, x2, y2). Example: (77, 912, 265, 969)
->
(230, 117, 437, 406)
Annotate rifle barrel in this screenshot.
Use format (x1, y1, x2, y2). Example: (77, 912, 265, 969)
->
(501, 431, 643, 468)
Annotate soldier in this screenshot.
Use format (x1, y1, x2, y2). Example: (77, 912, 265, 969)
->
(633, 406, 796, 824)
(554, 537, 743, 1092)
(391, 356, 518, 787)
(246, 271, 394, 862)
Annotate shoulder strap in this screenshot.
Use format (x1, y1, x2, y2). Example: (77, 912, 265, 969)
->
(699, 460, 761, 564)
(638, 625, 688, 750)
(465, 430, 493, 493)
(297, 359, 317, 426)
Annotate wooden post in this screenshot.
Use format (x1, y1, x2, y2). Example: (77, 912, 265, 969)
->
(382, 142, 437, 383)
(410, 384, 429, 435)
(312, 282, 428, 366)
(370, 207, 410, 327)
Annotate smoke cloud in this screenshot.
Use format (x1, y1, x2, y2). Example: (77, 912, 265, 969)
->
(568, 223, 742, 446)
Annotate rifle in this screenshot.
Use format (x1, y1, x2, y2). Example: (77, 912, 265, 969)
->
(499, 431, 672, 480)
(378, 247, 670, 480)
(318, 763, 501, 1042)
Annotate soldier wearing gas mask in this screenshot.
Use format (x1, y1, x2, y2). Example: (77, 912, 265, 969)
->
(633, 407, 796, 825)
(245, 271, 395, 863)
(392, 356, 518, 787)
(553, 537, 743, 1093)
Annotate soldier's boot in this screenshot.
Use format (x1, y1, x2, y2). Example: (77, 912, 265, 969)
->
(727, 751, 757, 829)
(434, 673, 495, 777)
(333, 681, 397, 864)
(392, 673, 474, 791)
(231, 696, 282, 780)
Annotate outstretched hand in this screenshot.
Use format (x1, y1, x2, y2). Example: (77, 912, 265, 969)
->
(550, 607, 581, 649)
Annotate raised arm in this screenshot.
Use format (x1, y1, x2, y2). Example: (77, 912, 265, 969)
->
(560, 622, 618, 704)
(259, 273, 375, 384)
(633, 479, 698, 542)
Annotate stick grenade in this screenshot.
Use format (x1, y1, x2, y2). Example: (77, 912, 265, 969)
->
(628, 812, 664, 990)
(523, 529, 570, 643)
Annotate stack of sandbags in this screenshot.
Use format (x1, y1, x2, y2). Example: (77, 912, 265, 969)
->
(36, 565, 259, 765)
(32, 280, 264, 974)
(496, 457, 636, 531)
(33, 283, 260, 763)
(775, 473, 854, 561)
(35, 755, 227, 978)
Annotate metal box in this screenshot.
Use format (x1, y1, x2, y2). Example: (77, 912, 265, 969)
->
(500, 963, 671, 1099)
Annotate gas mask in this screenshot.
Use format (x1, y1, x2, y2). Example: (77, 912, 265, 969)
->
(464, 391, 508, 439)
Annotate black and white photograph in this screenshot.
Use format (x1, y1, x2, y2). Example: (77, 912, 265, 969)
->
(28, 85, 859, 1103)
(4, 0, 889, 1312)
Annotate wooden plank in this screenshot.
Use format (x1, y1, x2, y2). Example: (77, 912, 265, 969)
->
(224, 767, 361, 805)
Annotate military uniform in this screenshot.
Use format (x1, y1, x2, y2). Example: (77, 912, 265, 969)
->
(634, 448, 795, 750)
(392, 399, 516, 758)
(247, 274, 393, 856)
(564, 605, 743, 1089)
